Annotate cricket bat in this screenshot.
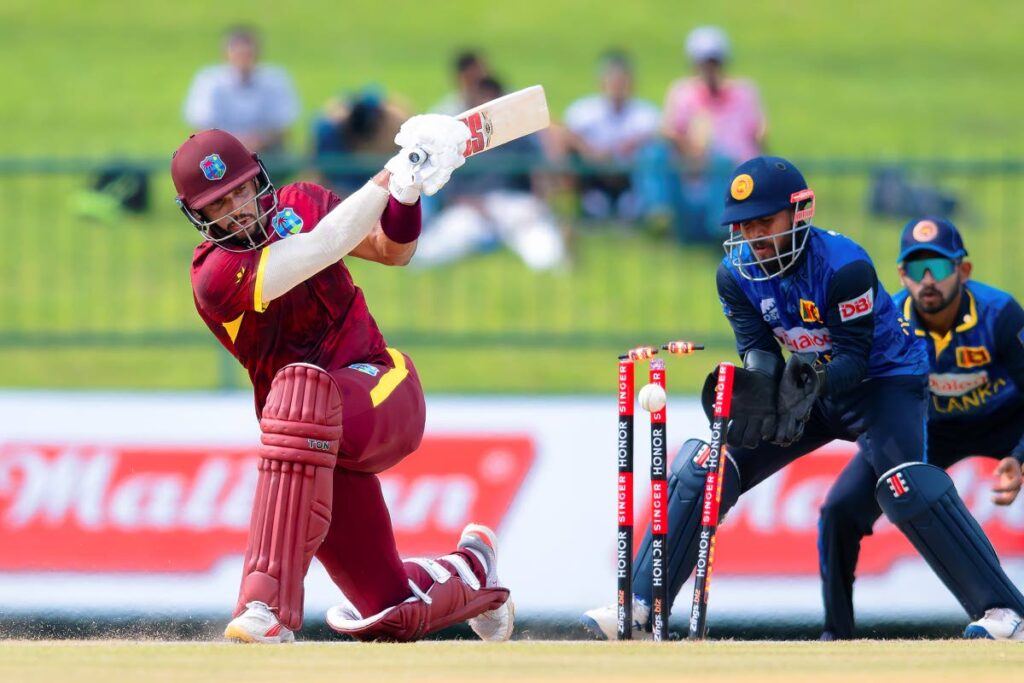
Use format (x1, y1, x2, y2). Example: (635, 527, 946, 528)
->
(458, 85, 550, 157)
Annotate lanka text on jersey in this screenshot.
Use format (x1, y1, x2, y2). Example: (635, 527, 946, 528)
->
(894, 281, 1022, 420)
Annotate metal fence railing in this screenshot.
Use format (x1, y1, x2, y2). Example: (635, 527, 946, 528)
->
(2, 156, 1021, 388)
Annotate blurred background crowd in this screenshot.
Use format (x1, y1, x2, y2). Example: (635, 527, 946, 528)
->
(2, 2, 1020, 395)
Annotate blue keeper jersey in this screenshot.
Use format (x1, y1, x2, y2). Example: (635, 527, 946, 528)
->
(719, 227, 928, 396)
(894, 281, 1024, 423)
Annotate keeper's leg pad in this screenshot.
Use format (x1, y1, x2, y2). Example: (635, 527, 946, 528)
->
(236, 363, 344, 632)
(325, 555, 509, 642)
(633, 438, 740, 619)
(876, 462, 1024, 619)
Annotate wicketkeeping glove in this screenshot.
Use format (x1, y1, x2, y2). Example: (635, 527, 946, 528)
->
(701, 349, 783, 450)
(773, 352, 824, 447)
(385, 114, 471, 203)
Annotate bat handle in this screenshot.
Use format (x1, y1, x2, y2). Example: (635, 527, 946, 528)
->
(406, 147, 428, 166)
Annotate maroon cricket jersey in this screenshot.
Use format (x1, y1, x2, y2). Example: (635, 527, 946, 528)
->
(191, 182, 389, 415)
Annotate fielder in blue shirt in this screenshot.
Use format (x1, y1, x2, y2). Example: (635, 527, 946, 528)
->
(583, 157, 1024, 641)
(819, 217, 1024, 640)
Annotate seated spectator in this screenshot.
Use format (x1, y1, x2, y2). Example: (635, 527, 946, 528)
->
(431, 50, 490, 116)
(312, 87, 409, 196)
(562, 50, 661, 222)
(654, 26, 767, 242)
(415, 77, 567, 271)
(183, 25, 299, 155)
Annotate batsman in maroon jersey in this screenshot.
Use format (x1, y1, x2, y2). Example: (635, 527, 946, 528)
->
(171, 125, 513, 643)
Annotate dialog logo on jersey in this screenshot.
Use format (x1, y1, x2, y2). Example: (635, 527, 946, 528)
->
(838, 288, 874, 322)
(929, 371, 989, 397)
(760, 298, 780, 323)
(886, 472, 910, 498)
(200, 154, 227, 181)
(956, 346, 991, 369)
(271, 208, 304, 237)
(799, 299, 821, 323)
(773, 326, 832, 353)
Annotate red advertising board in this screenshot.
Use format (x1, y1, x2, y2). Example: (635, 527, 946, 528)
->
(0, 437, 534, 572)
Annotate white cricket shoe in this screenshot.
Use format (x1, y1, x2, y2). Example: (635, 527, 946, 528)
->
(457, 523, 515, 641)
(580, 596, 651, 640)
(223, 601, 295, 644)
(964, 607, 1024, 640)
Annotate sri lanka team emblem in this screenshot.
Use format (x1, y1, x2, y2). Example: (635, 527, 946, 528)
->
(200, 154, 226, 181)
(730, 173, 754, 200)
(271, 207, 304, 237)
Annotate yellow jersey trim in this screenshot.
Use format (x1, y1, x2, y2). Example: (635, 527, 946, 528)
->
(222, 313, 244, 343)
(370, 348, 409, 407)
(253, 248, 270, 313)
(905, 289, 978, 359)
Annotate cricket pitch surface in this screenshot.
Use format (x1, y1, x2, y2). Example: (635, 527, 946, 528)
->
(3, 640, 1021, 682)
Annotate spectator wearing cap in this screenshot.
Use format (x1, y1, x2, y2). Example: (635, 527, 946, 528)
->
(656, 26, 767, 242)
(183, 25, 300, 155)
(561, 50, 662, 222)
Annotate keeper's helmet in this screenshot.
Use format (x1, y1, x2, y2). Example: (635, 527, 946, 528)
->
(170, 129, 277, 252)
(720, 156, 815, 281)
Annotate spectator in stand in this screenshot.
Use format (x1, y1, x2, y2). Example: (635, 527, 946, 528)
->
(562, 50, 661, 222)
(183, 26, 300, 155)
(657, 26, 767, 242)
(312, 87, 410, 196)
(416, 77, 567, 271)
(431, 50, 490, 116)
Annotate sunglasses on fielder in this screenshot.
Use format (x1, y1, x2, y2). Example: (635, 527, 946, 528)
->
(903, 257, 958, 283)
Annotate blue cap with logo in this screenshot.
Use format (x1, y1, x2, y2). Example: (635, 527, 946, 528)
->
(720, 156, 809, 225)
(897, 217, 967, 263)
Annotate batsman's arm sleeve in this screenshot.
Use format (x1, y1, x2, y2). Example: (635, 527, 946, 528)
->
(259, 180, 389, 306)
(716, 262, 783, 362)
(992, 297, 1024, 463)
(821, 260, 876, 396)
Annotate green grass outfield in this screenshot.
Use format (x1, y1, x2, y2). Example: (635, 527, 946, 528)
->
(2, 640, 1022, 683)
(4, 1, 1024, 156)
(3, 1, 1024, 391)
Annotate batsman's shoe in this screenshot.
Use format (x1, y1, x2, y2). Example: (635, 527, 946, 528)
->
(224, 601, 295, 644)
(580, 597, 651, 640)
(964, 607, 1024, 640)
(457, 523, 515, 641)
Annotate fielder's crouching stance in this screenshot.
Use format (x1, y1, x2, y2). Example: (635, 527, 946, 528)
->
(583, 156, 1024, 640)
(172, 121, 512, 643)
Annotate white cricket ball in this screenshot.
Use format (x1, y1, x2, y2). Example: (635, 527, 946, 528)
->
(638, 383, 667, 412)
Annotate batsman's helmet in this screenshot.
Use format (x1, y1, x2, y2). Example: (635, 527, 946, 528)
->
(720, 155, 815, 281)
(170, 129, 277, 251)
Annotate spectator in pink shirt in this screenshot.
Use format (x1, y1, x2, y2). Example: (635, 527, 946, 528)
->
(664, 26, 766, 166)
(646, 26, 768, 242)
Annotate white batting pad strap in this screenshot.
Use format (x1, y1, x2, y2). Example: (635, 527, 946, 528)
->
(407, 578, 432, 605)
(325, 596, 416, 631)
(260, 181, 388, 303)
(405, 557, 453, 584)
(439, 553, 481, 590)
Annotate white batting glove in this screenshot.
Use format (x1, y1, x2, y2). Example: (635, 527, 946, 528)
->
(387, 114, 471, 200)
(384, 149, 424, 205)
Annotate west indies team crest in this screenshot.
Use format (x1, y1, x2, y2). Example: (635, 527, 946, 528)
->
(200, 154, 226, 181)
(271, 207, 304, 237)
